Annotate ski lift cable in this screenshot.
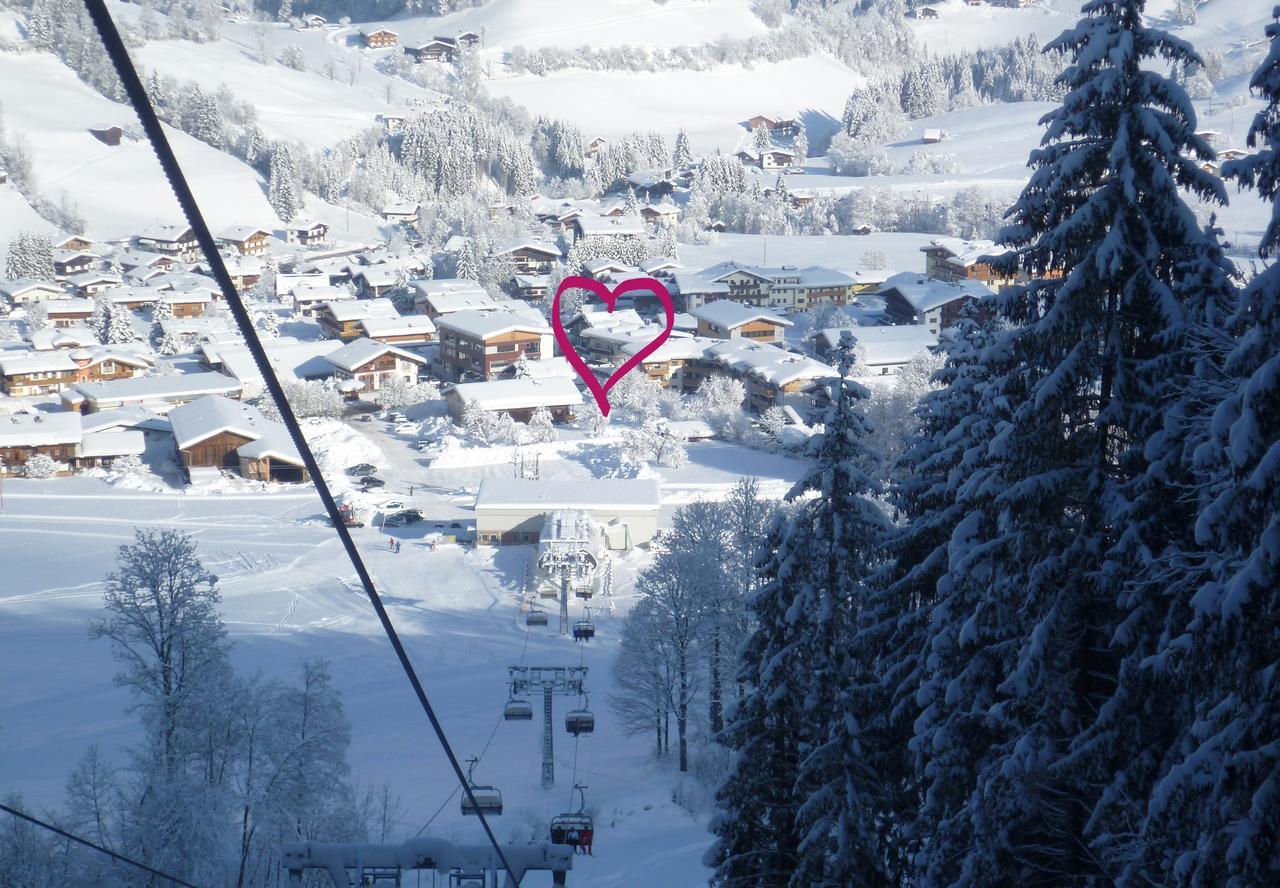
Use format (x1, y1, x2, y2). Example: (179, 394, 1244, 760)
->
(78, 2, 519, 881)
(417, 705, 506, 836)
(0, 801, 203, 888)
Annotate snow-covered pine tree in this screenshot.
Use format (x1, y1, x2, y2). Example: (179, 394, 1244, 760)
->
(103, 303, 138, 344)
(5, 231, 55, 280)
(1133, 17, 1280, 885)
(267, 142, 304, 222)
(914, 0, 1228, 881)
(455, 240, 480, 280)
(673, 127, 692, 169)
(709, 333, 890, 886)
(751, 123, 771, 153)
(623, 185, 639, 216)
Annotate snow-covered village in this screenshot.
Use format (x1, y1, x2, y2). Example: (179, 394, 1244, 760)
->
(0, 0, 1277, 885)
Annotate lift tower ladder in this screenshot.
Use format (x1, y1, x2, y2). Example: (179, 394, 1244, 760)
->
(508, 666, 588, 789)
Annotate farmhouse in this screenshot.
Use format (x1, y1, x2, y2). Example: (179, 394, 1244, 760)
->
(436, 309, 554, 381)
(918, 237, 1028, 289)
(674, 261, 857, 311)
(690, 301, 792, 343)
(41, 299, 95, 328)
(0, 348, 151, 397)
(736, 147, 795, 170)
(490, 239, 562, 274)
(352, 265, 401, 298)
(285, 221, 329, 246)
(412, 279, 498, 317)
(68, 272, 122, 297)
(358, 314, 437, 347)
(380, 200, 420, 224)
(620, 336, 718, 389)
(324, 338, 429, 393)
(217, 226, 272, 256)
(0, 411, 144, 474)
(810, 325, 938, 375)
(360, 27, 398, 48)
(60, 371, 241, 414)
(167, 396, 308, 483)
(745, 114, 798, 135)
(292, 285, 353, 318)
(316, 297, 400, 341)
(879, 272, 994, 333)
(0, 278, 64, 304)
(473, 477, 661, 549)
(444, 376, 583, 424)
(202, 339, 342, 399)
(52, 250, 97, 278)
(137, 224, 200, 262)
(700, 339, 836, 412)
(565, 214, 645, 243)
(405, 37, 455, 63)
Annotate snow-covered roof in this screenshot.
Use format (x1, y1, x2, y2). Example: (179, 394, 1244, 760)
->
(706, 340, 836, 387)
(324, 337, 428, 372)
(436, 309, 551, 340)
(0, 411, 82, 447)
(878, 272, 993, 313)
(639, 257, 682, 274)
(582, 258, 636, 275)
(27, 328, 96, 351)
(79, 430, 145, 458)
(573, 215, 645, 238)
(114, 249, 168, 269)
(690, 300, 792, 330)
(0, 347, 147, 376)
(359, 315, 437, 339)
(0, 278, 63, 298)
(491, 238, 562, 258)
(920, 237, 998, 268)
(218, 225, 271, 243)
(621, 336, 717, 362)
(214, 339, 344, 385)
(40, 298, 95, 315)
(474, 477, 661, 512)
(355, 266, 401, 287)
(64, 372, 241, 408)
(322, 298, 400, 323)
(447, 376, 584, 411)
(167, 395, 303, 465)
(812, 325, 938, 366)
(509, 356, 576, 380)
(80, 406, 170, 435)
(292, 285, 352, 304)
(137, 224, 193, 244)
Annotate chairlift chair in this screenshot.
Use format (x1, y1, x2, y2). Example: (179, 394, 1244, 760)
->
(573, 606, 595, 642)
(503, 697, 533, 721)
(459, 757, 503, 817)
(565, 705, 595, 736)
(550, 784, 595, 856)
(525, 609, 548, 627)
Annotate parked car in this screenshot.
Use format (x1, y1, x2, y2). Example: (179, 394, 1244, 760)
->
(382, 512, 409, 527)
(381, 500, 405, 511)
(346, 463, 376, 476)
(360, 476, 385, 489)
(398, 509, 424, 523)
(356, 414, 373, 423)
(385, 411, 406, 423)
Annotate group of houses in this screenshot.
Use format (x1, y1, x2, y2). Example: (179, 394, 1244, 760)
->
(358, 26, 482, 62)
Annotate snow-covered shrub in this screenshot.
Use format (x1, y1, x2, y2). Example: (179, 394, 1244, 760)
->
(22, 453, 63, 478)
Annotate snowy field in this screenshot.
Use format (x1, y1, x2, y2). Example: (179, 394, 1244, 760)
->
(379, 0, 767, 52)
(0, 415, 807, 886)
(486, 54, 864, 153)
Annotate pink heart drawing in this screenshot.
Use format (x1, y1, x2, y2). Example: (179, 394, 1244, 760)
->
(551, 274, 675, 417)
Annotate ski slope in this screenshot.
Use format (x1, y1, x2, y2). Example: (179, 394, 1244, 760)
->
(0, 52, 388, 243)
(383, 0, 767, 52)
(0, 420, 809, 886)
